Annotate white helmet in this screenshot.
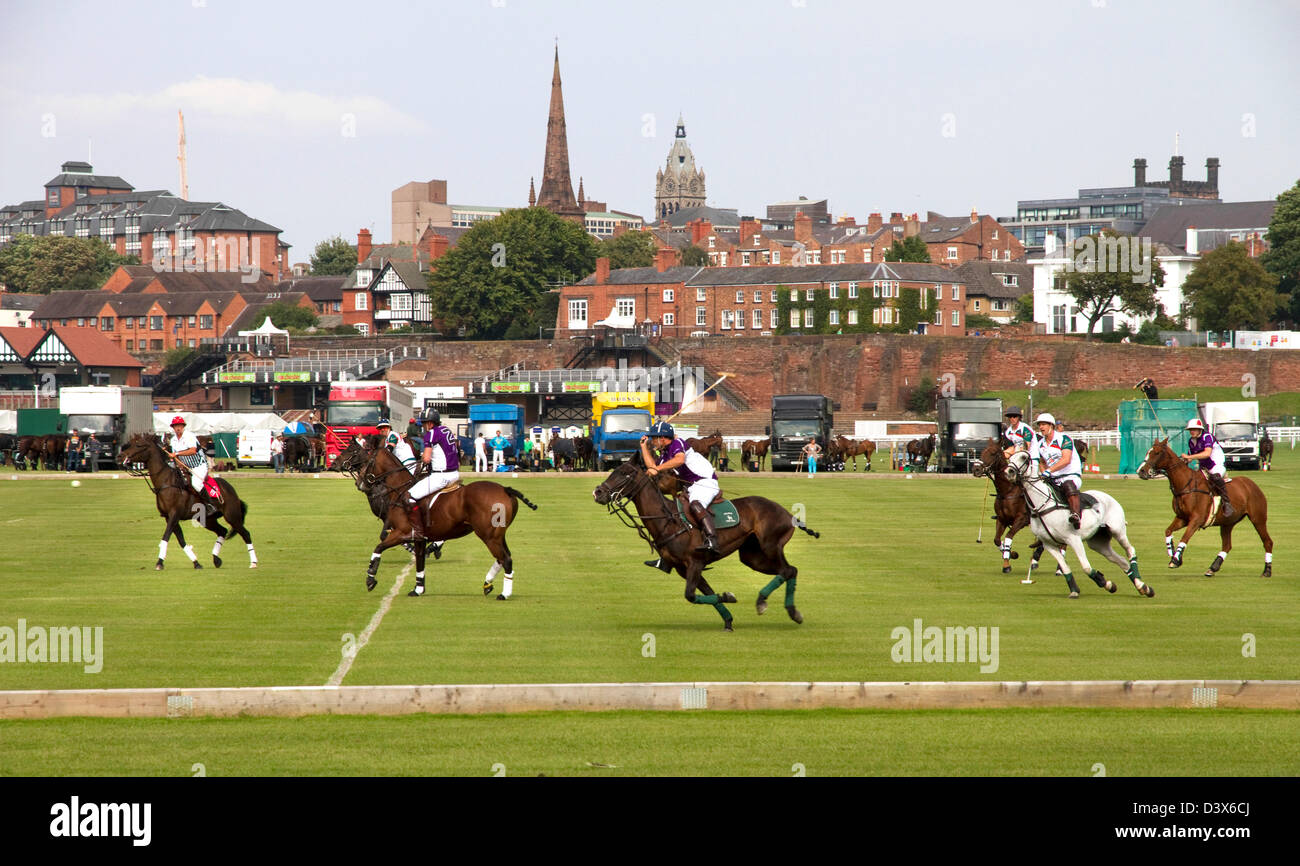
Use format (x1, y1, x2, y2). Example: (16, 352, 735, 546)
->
(1035, 413, 1056, 426)
(1186, 418, 1204, 431)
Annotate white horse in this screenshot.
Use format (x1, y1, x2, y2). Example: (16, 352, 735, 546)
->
(1004, 450, 1155, 599)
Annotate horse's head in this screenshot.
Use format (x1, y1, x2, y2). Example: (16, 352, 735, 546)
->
(1137, 437, 1175, 480)
(335, 436, 372, 474)
(971, 438, 1004, 477)
(118, 433, 156, 471)
(593, 458, 645, 505)
(1003, 448, 1035, 484)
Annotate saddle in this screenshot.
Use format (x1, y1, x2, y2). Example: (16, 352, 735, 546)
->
(203, 476, 224, 503)
(675, 496, 741, 529)
(1044, 477, 1096, 510)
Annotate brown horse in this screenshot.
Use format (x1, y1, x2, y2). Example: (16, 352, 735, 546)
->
(740, 438, 769, 470)
(341, 440, 537, 599)
(834, 435, 875, 471)
(1137, 438, 1273, 577)
(687, 431, 724, 466)
(906, 433, 935, 467)
(594, 454, 818, 630)
(118, 433, 257, 570)
(1260, 429, 1274, 470)
(971, 439, 1044, 574)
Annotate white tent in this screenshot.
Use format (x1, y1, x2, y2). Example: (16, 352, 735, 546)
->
(154, 412, 287, 435)
(591, 306, 637, 330)
(239, 316, 289, 339)
(0, 409, 15, 434)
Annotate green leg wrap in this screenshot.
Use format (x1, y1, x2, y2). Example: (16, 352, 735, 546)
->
(714, 602, 733, 622)
(759, 576, 783, 600)
(784, 577, 797, 608)
(1128, 556, 1141, 579)
(692, 593, 719, 605)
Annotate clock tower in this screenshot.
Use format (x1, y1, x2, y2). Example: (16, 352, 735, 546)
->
(654, 115, 706, 220)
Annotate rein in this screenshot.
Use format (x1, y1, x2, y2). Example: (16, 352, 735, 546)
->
(1007, 459, 1071, 546)
(601, 466, 690, 548)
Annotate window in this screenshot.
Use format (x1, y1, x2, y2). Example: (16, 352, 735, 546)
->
(734, 309, 744, 329)
(188, 339, 196, 348)
(696, 287, 706, 301)
(873, 281, 881, 298)
(828, 282, 838, 299)
(721, 310, 733, 330)
(752, 309, 762, 329)
(935, 311, 943, 326)
(741, 252, 750, 266)
(993, 300, 1008, 311)
(100, 317, 114, 331)
(708, 237, 715, 249)
(753, 290, 762, 303)
(770, 309, 778, 329)
(77, 318, 85, 327)
(847, 310, 858, 325)
(125, 340, 133, 351)
(663, 289, 674, 302)
(719, 253, 727, 266)
(356, 323, 369, 336)
(150, 339, 163, 351)
(848, 282, 858, 299)
(829, 310, 839, 326)
(150, 316, 163, 330)
(200, 315, 213, 330)
(790, 289, 798, 302)
(125, 317, 134, 329)
(391, 293, 412, 312)
(863, 249, 871, 263)
(355, 293, 368, 311)
(569, 299, 588, 327)
(186, 315, 196, 327)
(803, 309, 814, 328)
(770, 289, 778, 303)
(355, 269, 371, 287)
(696, 307, 707, 326)
(805, 288, 814, 301)
(616, 298, 635, 318)
(1001, 274, 1018, 287)
(921, 287, 929, 310)
(137, 316, 146, 328)
(772, 250, 781, 264)
(992, 229, 999, 240)
(973, 300, 981, 311)
(736, 291, 744, 304)
(873, 308, 881, 325)
(947, 246, 958, 260)
(761, 251, 770, 264)
(951, 285, 960, 301)
(790, 310, 800, 329)
(809, 250, 821, 264)
(663, 313, 675, 326)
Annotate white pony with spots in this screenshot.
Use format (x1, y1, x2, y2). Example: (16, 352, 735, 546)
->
(1004, 449, 1155, 599)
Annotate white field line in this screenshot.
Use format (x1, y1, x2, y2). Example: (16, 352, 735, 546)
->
(327, 558, 414, 687)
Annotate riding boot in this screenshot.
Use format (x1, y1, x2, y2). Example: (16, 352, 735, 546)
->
(1068, 493, 1082, 529)
(644, 556, 674, 572)
(407, 499, 424, 537)
(689, 502, 720, 554)
(1212, 476, 1234, 517)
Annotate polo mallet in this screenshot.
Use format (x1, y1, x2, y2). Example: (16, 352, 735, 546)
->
(976, 474, 990, 543)
(664, 372, 736, 423)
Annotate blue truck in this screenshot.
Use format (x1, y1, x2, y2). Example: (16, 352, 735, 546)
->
(459, 403, 526, 465)
(591, 392, 654, 470)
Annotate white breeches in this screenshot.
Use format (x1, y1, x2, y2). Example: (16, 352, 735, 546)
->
(189, 461, 209, 493)
(686, 478, 720, 508)
(409, 471, 459, 500)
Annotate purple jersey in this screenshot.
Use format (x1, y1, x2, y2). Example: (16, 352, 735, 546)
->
(422, 425, 460, 471)
(659, 438, 716, 485)
(1189, 432, 1220, 470)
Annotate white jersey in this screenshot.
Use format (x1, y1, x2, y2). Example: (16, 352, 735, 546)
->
(168, 430, 206, 468)
(385, 431, 417, 469)
(474, 437, 487, 455)
(1033, 431, 1081, 480)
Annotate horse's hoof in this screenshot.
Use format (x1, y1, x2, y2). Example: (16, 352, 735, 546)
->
(483, 581, 494, 597)
(1001, 565, 1011, 574)
(1142, 584, 1155, 598)
(248, 562, 257, 569)
(407, 587, 424, 598)
(719, 591, 737, 604)
(1168, 559, 1181, 569)
(495, 593, 510, 601)
(1009, 551, 1020, 560)
(366, 576, 377, 592)
(786, 606, 803, 624)
(756, 596, 768, 615)
(213, 555, 222, 568)
(430, 543, 443, 560)
(723, 620, 734, 632)
(155, 560, 164, 571)
(193, 561, 202, 570)
(1068, 591, 1079, 599)
(1106, 581, 1116, 593)
(1262, 565, 1272, 578)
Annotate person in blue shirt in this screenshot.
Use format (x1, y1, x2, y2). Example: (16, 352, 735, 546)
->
(489, 430, 510, 471)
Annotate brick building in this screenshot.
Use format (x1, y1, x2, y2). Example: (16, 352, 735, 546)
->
(559, 258, 969, 338)
(0, 161, 290, 282)
(341, 225, 467, 335)
(0, 324, 144, 392)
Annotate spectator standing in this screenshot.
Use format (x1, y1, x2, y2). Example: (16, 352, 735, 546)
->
(271, 434, 285, 473)
(86, 433, 102, 472)
(66, 430, 81, 472)
(489, 430, 509, 471)
(474, 433, 488, 473)
(802, 437, 821, 477)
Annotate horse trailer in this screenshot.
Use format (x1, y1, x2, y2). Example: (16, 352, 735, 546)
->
(937, 397, 1003, 473)
(769, 394, 834, 471)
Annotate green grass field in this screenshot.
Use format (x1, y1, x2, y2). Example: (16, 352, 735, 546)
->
(1, 450, 1297, 775)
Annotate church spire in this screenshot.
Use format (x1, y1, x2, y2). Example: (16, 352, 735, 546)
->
(533, 46, 585, 223)
(577, 176, 585, 206)
(528, 177, 536, 207)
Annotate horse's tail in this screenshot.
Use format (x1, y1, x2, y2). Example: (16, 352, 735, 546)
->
(505, 487, 538, 511)
(792, 515, 820, 539)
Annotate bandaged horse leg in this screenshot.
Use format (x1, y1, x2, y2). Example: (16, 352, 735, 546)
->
(483, 561, 502, 596)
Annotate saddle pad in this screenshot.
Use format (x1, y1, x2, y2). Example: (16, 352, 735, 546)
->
(1080, 492, 1098, 509)
(676, 498, 741, 528)
(203, 476, 223, 501)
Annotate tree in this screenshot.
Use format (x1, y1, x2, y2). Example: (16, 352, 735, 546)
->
(1014, 293, 1034, 323)
(1182, 242, 1281, 331)
(597, 231, 657, 269)
(260, 301, 319, 331)
(883, 236, 931, 263)
(1060, 230, 1165, 340)
(1261, 179, 1300, 320)
(0, 234, 138, 293)
(428, 208, 598, 340)
(310, 235, 358, 276)
(680, 244, 708, 267)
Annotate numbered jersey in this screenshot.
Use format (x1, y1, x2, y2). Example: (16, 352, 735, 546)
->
(385, 431, 417, 469)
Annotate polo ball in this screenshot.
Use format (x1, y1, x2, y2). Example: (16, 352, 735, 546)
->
(71, 480, 81, 487)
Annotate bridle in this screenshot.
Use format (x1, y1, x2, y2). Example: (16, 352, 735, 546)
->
(1004, 451, 1073, 545)
(598, 463, 690, 548)
(1140, 444, 1210, 498)
(119, 438, 187, 496)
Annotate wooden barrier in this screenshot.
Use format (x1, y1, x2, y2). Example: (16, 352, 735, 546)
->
(1, 680, 1298, 720)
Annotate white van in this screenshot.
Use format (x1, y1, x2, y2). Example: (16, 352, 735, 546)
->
(237, 429, 274, 466)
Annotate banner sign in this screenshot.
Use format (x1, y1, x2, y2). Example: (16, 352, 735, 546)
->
(274, 372, 312, 383)
(218, 372, 256, 383)
(491, 382, 531, 393)
(562, 382, 600, 392)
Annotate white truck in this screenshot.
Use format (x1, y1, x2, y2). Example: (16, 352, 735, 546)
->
(59, 386, 154, 469)
(237, 429, 274, 466)
(1200, 401, 1261, 470)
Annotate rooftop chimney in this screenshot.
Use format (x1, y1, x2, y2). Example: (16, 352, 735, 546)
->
(689, 218, 713, 245)
(1205, 157, 1220, 191)
(889, 211, 903, 224)
(426, 232, 449, 263)
(1169, 155, 1185, 188)
(1133, 158, 1147, 187)
(794, 212, 813, 245)
(595, 256, 610, 284)
(867, 212, 883, 234)
(357, 229, 372, 263)
(904, 214, 920, 238)
(1186, 226, 1198, 255)
(739, 217, 761, 246)
(654, 248, 675, 273)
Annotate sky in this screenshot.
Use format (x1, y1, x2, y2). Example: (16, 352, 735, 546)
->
(1, 0, 1297, 260)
